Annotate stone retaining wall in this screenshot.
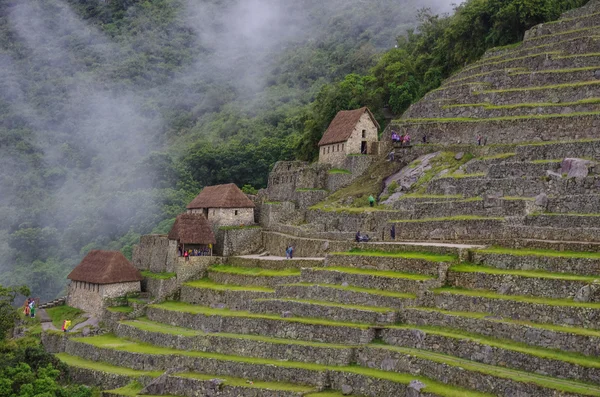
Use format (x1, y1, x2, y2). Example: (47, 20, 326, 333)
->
(180, 285, 274, 310)
(248, 299, 398, 325)
(412, 198, 527, 218)
(227, 256, 324, 270)
(548, 194, 600, 213)
(132, 235, 177, 273)
(146, 306, 375, 344)
(470, 251, 600, 275)
(159, 376, 307, 397)
(380, 327, 600, 384)
(424, 291, 600, 329)
(207, 271, 301, 288)
(392, 218, 505, 241)
(400, 308, 600, 357)
(526, 214, 600, 228)
(214, 227, 262, 257)
(447, 270, 595, 300)
(113, 322, 353, 366)
(325, 255, 448, 276)
(275, 284, 416, 311)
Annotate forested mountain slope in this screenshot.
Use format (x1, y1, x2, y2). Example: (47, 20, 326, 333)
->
(0, 0, 448, 299)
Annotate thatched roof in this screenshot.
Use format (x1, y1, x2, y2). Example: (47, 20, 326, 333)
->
(187, 183, 255, 209)
(318, 107, 380, 146)
(168, 213, 217, 245)
(68, 250, 142, 284)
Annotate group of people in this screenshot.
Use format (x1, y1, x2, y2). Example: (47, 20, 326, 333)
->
(391, 131, 411, 146)
(285, 246, 295, 259)
(476, 134, 488, 146)
(180, 246, 212, 260)
(23, 298, 36, 318)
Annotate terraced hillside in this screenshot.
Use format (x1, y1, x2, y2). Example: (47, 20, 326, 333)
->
(46, 2, 600, 397)
(392, 0, 600, 144)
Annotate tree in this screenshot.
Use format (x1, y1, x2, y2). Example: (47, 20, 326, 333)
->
(0, 284, 30, 340)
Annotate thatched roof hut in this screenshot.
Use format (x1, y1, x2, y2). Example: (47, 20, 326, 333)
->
(168, 213, 217, 245)
(187, 183, 255, 210)
(318, 107, 379, 146)
(67, 250, 142, 284)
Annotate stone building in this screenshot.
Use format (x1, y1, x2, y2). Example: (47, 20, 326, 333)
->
(168, 213, 217, 255)
(187, 183, 255, 226)
(318, 107, 380, 167)
(66, 250, 142, 317)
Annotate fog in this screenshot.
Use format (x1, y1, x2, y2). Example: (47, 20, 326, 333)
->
(0, 0, 455, 299)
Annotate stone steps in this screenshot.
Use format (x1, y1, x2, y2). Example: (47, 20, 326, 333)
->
(400, 307, 600, 357)
(146, 302, 375, 344)
(180, 279, 274, 310)
(470, 247, 600, 275)
(300, 266, 437, 293)
(359, 344, 600, 396)
(207, 265, 302, 288)
(524, 11, 600, 42)
(381, 325, 600, 384)
(275, 283, 417, 310)
(427, 287, 600, 329)
(325, 251, 455, 275)
(447, 263, 600, 300)
(114, 318, 355, 366)
(248, 298, 399, 325)
(62, 335, 492, 397)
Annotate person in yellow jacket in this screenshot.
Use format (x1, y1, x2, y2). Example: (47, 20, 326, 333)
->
(62, 320, 72, 333)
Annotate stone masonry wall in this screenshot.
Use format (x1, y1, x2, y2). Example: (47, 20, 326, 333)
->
(205, 207, 254, 227)
(67, 281, 140, 317)
(132, 235, 177, 273)
(214, 227, 262, 257)
(266, 161, 330, 202)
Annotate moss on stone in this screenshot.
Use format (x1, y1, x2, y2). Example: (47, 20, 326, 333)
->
(328, 168, 352, 174)
(398, 193, 463, 199)
(56, 353, 161, 377)
(392, 215, 503, 223)
(107, 306, 134, 313)
(478, 152, 516, 160)
(254, 298, 397, 313)
(175, 372, 316, 392)
(476, 247, 600, 259)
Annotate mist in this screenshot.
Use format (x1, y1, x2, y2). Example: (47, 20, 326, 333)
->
(0, 0, 455, 300)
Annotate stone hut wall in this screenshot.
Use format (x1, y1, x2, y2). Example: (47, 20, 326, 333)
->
(319, 142, 347, 168)
(132, 235, 177, 273)
(205, 207, 254, 227)
(67, 281, 140, 317)
(319, 112, 379, 166)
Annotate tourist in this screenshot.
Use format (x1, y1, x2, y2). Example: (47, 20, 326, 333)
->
(285, 246, 291, 259)
(23, 298, 30, 317)
(178, 246, 182, 257)
(388, 151, 395, 161)
(391, 131, 400, 142)
(62, 319, 71, 333)
(399, 133, 405, 146)
(355, 231, 361, 243)
(476, 134, 482, 145)
(290, 246, 294, 259)
(29, 299, 35, 318)
(483, 136, 488, 146)
(369, 195, 375, 207)
(422, 134, 427, 144)
(184, 250, 189, 261)
(404, 134, 411, 146)
(390, 224, 396, 240)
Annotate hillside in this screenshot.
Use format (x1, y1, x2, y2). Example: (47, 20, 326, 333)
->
(0, 0, 447, 300)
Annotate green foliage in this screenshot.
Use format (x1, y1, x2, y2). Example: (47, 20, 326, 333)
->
(0, 285, 30, 341)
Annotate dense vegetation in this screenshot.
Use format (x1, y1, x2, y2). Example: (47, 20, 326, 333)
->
(0, 0, 589, 300)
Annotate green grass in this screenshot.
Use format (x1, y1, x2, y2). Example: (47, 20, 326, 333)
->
(254, 298, 397, 313)
(329, 168, 351, 175)
(534, 212, 600, 217)
(392, 215, 503, 223)
(107, 306, 134, 313)
(476, 247, 600, 259)
(122, 317, 352, 348)
(331, 249, 457, 262)
(46, 305, 86, 329)
(435, 286, 600, 308)
(511, 65, 600, 76)
(309, 205, 395, 213)
(264, 201, 282, 205)
(141, 270, 177, 280)
(459, 51, 561, 73)
(71, 334, 493, 397)
(450, 263, 600, 282)
(175, 372, 316, 392)
(208, 265, 300, 277)
(103, 381, 144, 396)
(56, 353, 161, 377)
(502, 196, 535, 201)
(183, 278, 275, 292)
(530, 159, 562, 164)
(367, 345, 600, 396)
(150, 301, 372, 328)
(284, 282, 417, 299)
(483, 79, 600, 94)
(316, 266, 433, 280)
